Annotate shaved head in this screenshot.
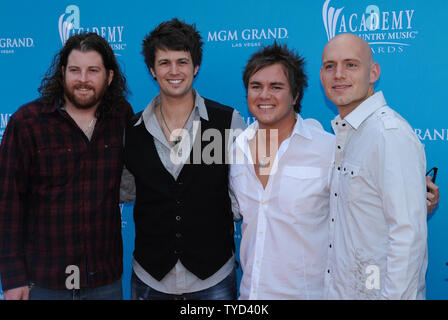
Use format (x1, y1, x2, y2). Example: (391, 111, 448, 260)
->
(320, 33, 380, 118)
(323, 33, 373, 66)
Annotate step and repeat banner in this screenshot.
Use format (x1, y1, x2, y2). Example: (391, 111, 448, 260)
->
(0, 0, 446, 299)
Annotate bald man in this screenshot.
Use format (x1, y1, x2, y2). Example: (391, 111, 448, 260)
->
(320, 33, 427, 299)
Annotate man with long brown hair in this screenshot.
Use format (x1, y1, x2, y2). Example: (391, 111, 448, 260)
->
(0, 32, 132, 300)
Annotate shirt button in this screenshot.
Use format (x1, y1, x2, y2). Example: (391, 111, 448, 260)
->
(334, 193, 338, 197)
(176, 216, 181, 221)
(176, 232, 182, 238)
(337, 145, 341, 149)
(332, 218, 335, 222)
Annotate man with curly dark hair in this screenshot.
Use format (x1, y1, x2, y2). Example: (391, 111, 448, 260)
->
(0, 32, 132, 300)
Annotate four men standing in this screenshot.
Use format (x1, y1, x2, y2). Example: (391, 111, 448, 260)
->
(0, 18, 439, 300)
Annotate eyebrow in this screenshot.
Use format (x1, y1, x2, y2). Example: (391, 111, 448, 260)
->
(249, 80, 286, 86)
(66, 65, 102, 69)
(323, 58, 361, 64)
(157, 57, 191, 62)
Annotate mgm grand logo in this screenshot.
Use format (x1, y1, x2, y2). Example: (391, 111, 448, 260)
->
(207, 27, 288, 48)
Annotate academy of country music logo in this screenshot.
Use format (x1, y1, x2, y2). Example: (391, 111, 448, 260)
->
(322, 0, 418, 54)
(0, 113, 12, 143)
(58, 5, 127, 55)
(207, 27, 289, 48)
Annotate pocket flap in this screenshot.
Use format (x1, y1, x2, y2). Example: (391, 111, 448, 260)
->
(342, 163, 360, 177)
(283, 166, 323, 179)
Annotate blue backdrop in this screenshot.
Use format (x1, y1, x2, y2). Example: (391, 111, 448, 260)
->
(0, 0, 446, 300)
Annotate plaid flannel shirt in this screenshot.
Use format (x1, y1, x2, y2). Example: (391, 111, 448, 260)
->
(0, 98, 132, 290)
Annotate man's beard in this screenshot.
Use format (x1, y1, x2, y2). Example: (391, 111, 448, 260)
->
(64, 80, 109, 110)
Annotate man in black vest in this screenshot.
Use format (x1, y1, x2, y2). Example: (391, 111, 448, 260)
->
(121, 18, 245, 300)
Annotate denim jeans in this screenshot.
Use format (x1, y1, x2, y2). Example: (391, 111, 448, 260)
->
(29, 279, 123, 300)
(131, 268, 237, 300)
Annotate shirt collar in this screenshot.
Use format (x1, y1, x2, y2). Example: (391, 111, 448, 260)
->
(135, 89, 208, 127)
(235, 113, 312, 157)
(336, 91, 387, 130)
(39, 98, 62, 114)
(292, 114, 313, 140)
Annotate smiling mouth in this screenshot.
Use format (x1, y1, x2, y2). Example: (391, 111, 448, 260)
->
(258, 105, 274, 109)
(75, 86, 94, 93)
(168, 79, 183, 84)
(332, 84, 351, 90)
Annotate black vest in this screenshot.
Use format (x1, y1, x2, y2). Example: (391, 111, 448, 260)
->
(124, 98, 235, 281)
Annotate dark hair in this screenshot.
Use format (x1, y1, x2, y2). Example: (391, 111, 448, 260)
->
(38, 32, 129, 119)
(243, 42, 308, 113)
(141, 18, 203, 73)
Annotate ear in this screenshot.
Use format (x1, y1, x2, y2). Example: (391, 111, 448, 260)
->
(319, 66, 325, 85)
(193, 65, 199, 77)
(149, 67, 157, 79)
(292, 93, 299, 107)
(369, 62, 381, 84)
(107, 69, 114, 86)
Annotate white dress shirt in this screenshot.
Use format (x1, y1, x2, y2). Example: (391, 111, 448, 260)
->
(230, 114, 335, 299)
(324, 91, 428, 300)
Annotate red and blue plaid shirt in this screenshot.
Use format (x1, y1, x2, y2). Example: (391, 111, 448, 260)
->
(0, 98, 133, 290)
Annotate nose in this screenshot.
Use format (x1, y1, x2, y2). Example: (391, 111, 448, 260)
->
(334, 64, 345, 79)
(78, 70, 89, 82)
(259, 86, 271, 99)
(169, 63, 179, 75)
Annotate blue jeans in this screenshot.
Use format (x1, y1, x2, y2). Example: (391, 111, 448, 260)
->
(29, 279, 122, 300)
(131, 268, 237, 300)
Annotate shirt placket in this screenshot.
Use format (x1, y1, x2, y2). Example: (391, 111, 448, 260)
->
(248, 136, 288, 299)
(248, 188, 268, 300)
(325, 118, 350, 295)
(81, 131, 98, 287)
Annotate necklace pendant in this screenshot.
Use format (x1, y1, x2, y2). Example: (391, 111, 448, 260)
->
(258, 161, 269, 168)
(257, 156, 270, 174)
(172, 137, 181, 146)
